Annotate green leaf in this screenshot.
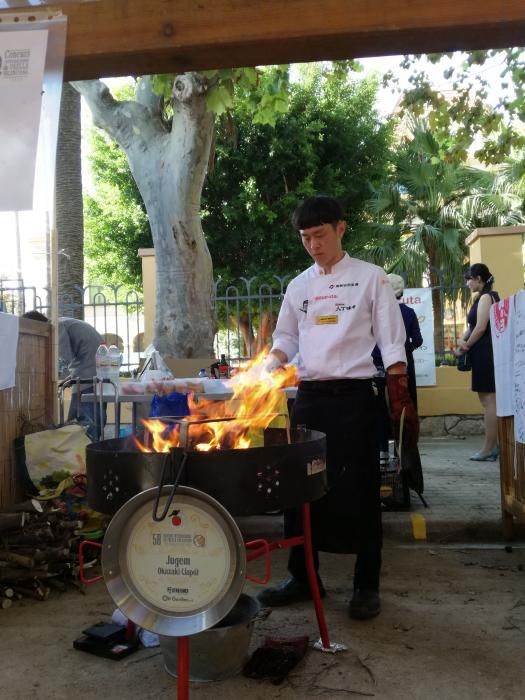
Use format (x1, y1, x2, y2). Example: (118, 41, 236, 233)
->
(242, 67, 258, 86)
(206, 84, 233, 114)
(150, 74, 175, 99)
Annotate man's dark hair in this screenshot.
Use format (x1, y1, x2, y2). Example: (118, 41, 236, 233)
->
(22, 310, 49, 322)
(291, 196, 345, 231)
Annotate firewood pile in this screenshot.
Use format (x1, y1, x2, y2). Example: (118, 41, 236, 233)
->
(0, 494, 106, 609)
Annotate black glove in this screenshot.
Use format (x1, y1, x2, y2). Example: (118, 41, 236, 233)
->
(386, 373, 419, 448)
(243, 635, 309, 685)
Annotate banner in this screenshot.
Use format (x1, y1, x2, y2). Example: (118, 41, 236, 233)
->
(490, 296, 515, 417)
(401, 288, 436, 386)
(0, 28, 48, 211)
(513, 291, 525, 444)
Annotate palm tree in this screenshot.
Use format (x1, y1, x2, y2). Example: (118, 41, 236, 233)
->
(362, 118, 523, 350)
(491, 152, 525, 205)
(55, 83, 84, 318)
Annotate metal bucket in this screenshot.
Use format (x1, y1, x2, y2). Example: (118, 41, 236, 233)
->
(159, 594, 260, 681)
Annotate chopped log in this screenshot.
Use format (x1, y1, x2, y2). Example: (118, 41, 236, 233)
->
(12, 585, 50, 601)
(0, 514, 25, 532)
(32, 547, 70, 563)
(0, 597, 12, 609)
(0, 570, 31, 582)
(0, 499, 43, 514)
(32, 580, 51, 601)
(7, 528, 55, 545)
(0, 568, 51, 582)
(0, 585, 14, 598)
(0, 552, 36, 569)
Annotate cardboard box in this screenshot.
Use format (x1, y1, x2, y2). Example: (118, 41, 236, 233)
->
(162, 357, 217, 378)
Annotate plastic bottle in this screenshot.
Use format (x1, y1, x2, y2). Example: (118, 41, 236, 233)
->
(108, 344, 121, 385)
(198, 368, 207, 378)
(95, 344, 110, 381)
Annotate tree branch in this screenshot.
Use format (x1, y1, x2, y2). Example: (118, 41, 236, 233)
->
(136, 76, 164, 119)
(71, 79, 167, 151)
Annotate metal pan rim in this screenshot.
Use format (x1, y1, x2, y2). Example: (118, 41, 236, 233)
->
(102, 486, 247, 637)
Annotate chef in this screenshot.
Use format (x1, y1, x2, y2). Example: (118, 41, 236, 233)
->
(257, 195, 417, 620)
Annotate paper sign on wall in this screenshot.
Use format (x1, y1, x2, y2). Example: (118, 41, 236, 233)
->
(0, 29, 48, 211)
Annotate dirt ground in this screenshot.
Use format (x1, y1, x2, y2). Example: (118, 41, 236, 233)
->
(2, 542, 525, 700)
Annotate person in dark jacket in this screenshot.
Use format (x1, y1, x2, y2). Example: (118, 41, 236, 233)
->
(386, 274, 423, 406)
(373, 274, 423, 462)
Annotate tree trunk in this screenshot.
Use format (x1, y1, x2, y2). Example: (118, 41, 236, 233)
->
(256, 311, 273, 354)
(429, 269, 445, 355)
(235, 310, 274, 358)
(72, 74, 216, 357)
(55, 83, 84, 318)
(424, 238, 445, 354)
(139, 75, 215, 357)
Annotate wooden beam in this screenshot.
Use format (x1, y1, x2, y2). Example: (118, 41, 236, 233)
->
(38, 0, 525, 80)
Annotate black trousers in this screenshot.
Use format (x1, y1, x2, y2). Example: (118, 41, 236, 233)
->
(68, 388, 107, 441)
(374, 376, 390, 454)
(286, 379, 382, 591)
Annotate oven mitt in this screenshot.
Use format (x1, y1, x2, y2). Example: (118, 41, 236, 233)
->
(243, 635, 309, 685)
(386, 373, 419, 448)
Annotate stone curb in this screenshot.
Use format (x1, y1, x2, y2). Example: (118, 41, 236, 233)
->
(236, 513, 525, 546)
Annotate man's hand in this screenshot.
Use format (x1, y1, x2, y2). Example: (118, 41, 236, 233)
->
(386, 373, 419, 448)
(261, 353, 283, 375)
(237, 352, 285, 384)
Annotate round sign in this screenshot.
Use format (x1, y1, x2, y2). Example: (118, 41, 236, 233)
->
(102, 486, 246, 637)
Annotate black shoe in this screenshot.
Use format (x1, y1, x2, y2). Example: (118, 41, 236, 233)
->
(349, 589, 381, 620)
(257, 577, 326, 607)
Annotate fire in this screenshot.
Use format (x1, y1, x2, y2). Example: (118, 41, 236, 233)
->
(135, 352, 298, 453)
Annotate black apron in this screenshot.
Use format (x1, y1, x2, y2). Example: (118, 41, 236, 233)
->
(287, 378, 381, 554)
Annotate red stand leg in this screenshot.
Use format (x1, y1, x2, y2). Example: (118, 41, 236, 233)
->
(177, 636, 190, 700)
(302, 503, 331, 649)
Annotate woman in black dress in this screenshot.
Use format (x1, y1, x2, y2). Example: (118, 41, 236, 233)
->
(455, 264, 500, 461)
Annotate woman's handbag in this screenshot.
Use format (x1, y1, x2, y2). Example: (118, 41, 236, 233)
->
(457, 351, 472, 372)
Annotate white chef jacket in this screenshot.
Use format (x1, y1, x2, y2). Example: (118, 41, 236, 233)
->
(272, 254, 406, 380)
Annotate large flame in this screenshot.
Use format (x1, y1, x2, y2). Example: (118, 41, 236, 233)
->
(136, 352, 298, 453)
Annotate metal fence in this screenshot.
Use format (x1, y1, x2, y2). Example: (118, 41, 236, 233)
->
(430, 278, 470, 362)
(213, 275, 289, 363)
(0, 281, 143, 373)
(212, 273, 469, 365)
(1, 274, 469, 372)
